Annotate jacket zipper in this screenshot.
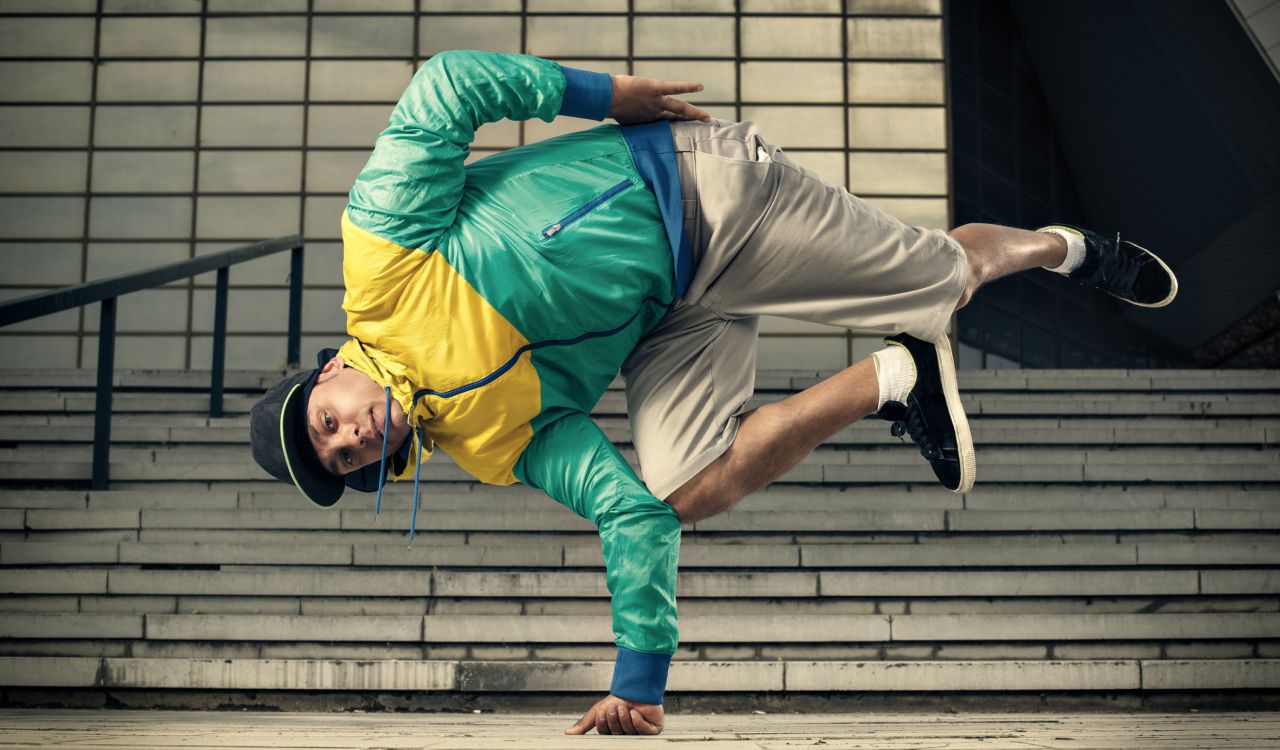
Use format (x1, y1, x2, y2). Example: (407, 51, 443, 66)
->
(541, 179, 632, 238)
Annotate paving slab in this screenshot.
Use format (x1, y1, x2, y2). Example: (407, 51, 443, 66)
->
(1197, 510, 1280, 530)
(89, 490, 239, 510)
(0, 570, 108, 595)
(0, 491, 85, 510)
(0, 613, 142, 639)
(948, 510, 1195, 532)
(786, 660, 1141, 691)
(820, 570, 1199, 597)
(118, 542, 353, 566)
(24, 509, 138, 530)
(0, 596, 79, 613)
(101, 657, 457, 691)
(355, 544, 564, 568)
(0, 701, 1239, 747)
(799, 542, 1138, 567)
(140, 509, 341, 530)
(0, 657, 99, 687)
(1141, 659, 1280, 690)
(145, 614, 423, 642)
(1137, 543, 1280, 565)
(1200, 570, 1280, 595)
(107, 569, 430, 598)
(0, 542, 119, 565)
(889, 613, 1280, 641)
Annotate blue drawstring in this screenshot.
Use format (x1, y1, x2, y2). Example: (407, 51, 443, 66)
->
(408, 425, 424, 548)
(373, 386, 391, 522)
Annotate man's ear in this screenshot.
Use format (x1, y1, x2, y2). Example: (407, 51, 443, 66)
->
(317, 355, 345, 382)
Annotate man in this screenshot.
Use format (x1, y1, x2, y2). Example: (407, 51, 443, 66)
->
(249, 50, 1176, 736)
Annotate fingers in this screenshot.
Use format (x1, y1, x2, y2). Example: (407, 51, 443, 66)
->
(563, 709, 593, 735)
(661, 96, 711, 122)
(603, 705, 625, 735)
(660, 80, 703, 95)
(617, 704, 638, 734)
(630, 707, 661, 735)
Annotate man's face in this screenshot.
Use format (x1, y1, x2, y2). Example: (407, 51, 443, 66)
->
(306, 356, 411, 475)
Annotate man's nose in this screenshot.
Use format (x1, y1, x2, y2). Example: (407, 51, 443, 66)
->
(345, 423, 365, 447)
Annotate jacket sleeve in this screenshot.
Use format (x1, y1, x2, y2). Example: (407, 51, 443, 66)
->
(346, 49, 614, 252)
(513, 412, 681, 705)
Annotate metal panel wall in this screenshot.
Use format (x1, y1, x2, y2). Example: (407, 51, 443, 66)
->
(0, 0, 949, 372)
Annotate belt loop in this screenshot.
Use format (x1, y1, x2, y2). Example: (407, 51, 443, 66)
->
(672, 134, 695, 153)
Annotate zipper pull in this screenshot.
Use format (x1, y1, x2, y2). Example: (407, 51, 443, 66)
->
(543, 224, 562, 238)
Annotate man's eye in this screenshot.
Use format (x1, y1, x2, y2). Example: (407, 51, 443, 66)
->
(323, 413, 333, 430)
(341, 449, 353, 466)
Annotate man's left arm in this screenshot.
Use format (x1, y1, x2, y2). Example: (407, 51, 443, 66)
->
(347, 50, 614, 254)
(514, 412, 680, 736)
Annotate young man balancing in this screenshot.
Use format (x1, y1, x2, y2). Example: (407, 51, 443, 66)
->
(248, 51, 1177, 735)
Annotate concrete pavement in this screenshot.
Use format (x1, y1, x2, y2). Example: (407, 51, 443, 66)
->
(1, 709, 1278, 748)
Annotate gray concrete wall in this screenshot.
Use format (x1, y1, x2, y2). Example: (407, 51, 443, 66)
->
(0, 0, 950, 371)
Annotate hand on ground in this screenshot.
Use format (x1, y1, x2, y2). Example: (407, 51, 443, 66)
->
(564, 693, 664, 735)
(608, 75, 711, 125)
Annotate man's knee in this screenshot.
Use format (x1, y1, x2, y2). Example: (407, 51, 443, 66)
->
(664, 474, 742, 524)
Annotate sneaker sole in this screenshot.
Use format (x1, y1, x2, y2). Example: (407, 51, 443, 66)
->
(933, 335, 975, 493)
(1116, 238, 1179, 308)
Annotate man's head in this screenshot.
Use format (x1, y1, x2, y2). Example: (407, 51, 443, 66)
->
(305, 355, 411, 476)
(249, 349, 410, 506)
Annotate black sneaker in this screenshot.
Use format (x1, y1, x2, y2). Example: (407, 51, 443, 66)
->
(1041, 224, 1178, 308)
(877, 333, 975, 493)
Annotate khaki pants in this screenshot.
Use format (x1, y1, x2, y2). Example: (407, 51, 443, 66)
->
(623, 118, 968, 500)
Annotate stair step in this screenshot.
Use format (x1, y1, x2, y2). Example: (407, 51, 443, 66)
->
(2, 612, 1275, 644)
(5, 391, 1280, 418)
(4, 486, 1276, 513)
(12, 507, 1280, 533)
(5, 540, 1279, 568)
(1, 656, 1276, 691)
(5, 567, 1256, 598)
(2, 367, 1276, 392)
(7, 415, 1276, 447)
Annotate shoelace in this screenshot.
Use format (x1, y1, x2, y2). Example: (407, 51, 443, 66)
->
(1087, 232, 1143, 294)
(888, 400, 941, 461)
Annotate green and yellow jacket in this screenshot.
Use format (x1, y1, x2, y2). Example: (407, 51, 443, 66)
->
(335, 50, 690, 704)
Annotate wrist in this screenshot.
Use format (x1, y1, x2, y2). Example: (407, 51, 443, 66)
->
(609, 645, 671, 705)
(557, 65, 612, 121)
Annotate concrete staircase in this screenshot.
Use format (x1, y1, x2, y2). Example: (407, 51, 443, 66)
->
(1, 368, 1278, 708)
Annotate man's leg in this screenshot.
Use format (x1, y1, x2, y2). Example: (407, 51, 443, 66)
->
(950, 223, 1068, 310)
(664, 358, 878, 523)
(665, 222, 1066, 523)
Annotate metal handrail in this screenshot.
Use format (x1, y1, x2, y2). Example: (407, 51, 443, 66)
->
(0, 235, 306, 490)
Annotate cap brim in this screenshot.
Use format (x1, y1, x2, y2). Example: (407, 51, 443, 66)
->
(279, 381, 346, 507)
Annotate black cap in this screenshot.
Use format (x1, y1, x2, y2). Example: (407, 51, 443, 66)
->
(250, 348, 406, 506)
(249, 364, 347, 507)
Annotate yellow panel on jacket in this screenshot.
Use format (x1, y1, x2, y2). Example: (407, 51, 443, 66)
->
(336, 213, 539, 485)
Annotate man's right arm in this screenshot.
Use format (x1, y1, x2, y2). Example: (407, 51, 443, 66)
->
(513, 412, 682, 711)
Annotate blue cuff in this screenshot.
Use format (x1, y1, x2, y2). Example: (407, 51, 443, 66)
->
(558, 65, 613, 121)
(609, 645, 672, 705)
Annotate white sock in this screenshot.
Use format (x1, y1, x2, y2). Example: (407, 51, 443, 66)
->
(1038, 226, 1086, 275)
(871, 344, 916, 411)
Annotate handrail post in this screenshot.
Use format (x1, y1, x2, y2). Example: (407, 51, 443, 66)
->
(92, 298, 117, 491)
(286, 243, 303, 368)
(210, 266, 229, 418)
